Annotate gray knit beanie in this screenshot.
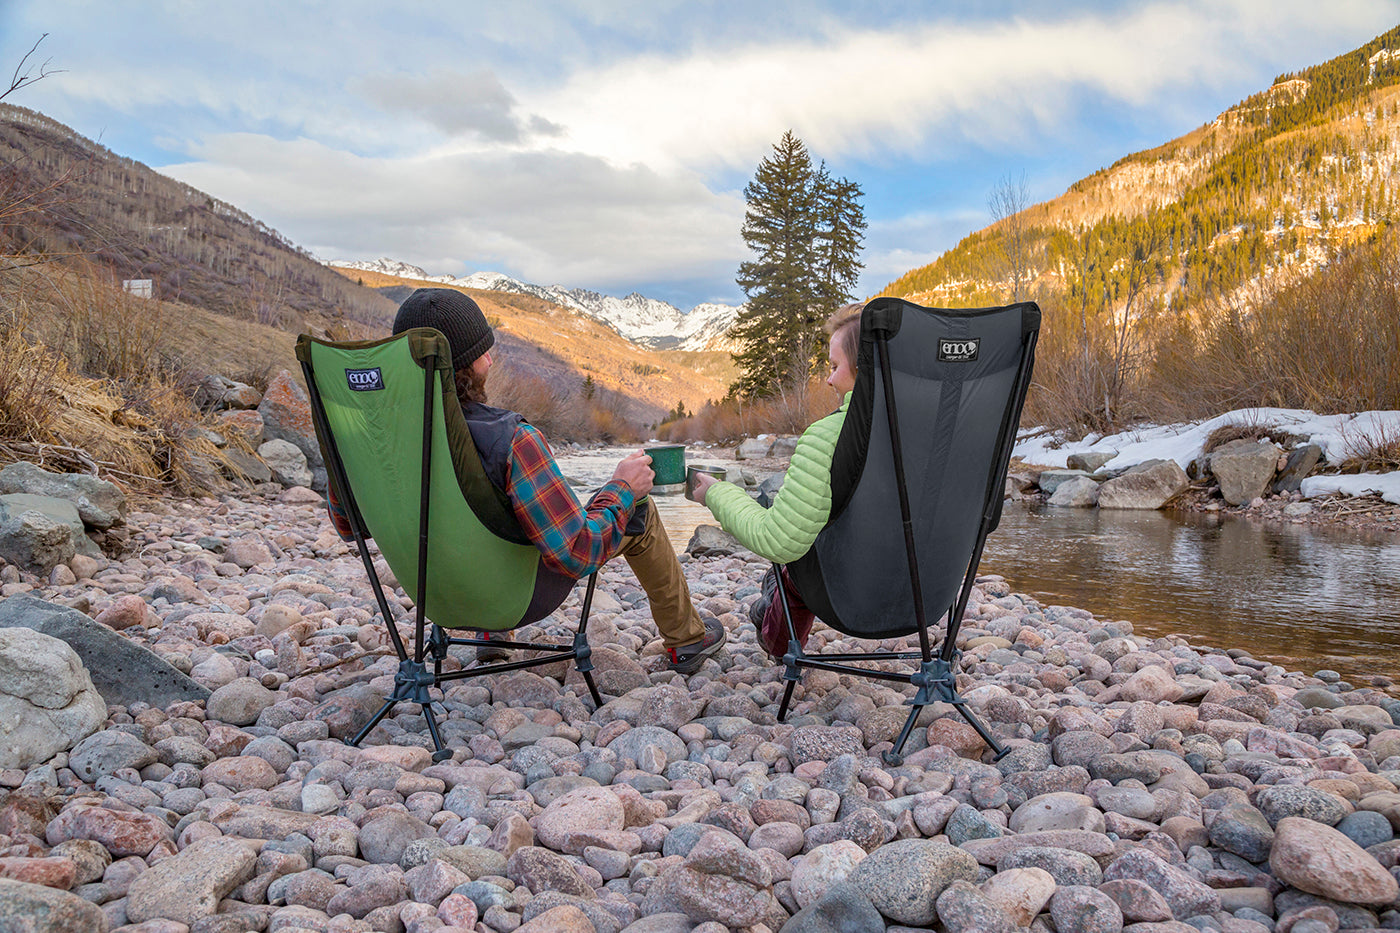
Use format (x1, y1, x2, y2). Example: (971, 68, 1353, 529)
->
(392, 288, 495, 372)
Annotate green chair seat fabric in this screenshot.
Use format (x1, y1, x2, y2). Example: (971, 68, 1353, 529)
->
(295, 329, 547, 631)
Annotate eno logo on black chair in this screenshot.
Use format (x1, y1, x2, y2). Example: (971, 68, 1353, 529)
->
(346, 367, 385, 391)
(938, 338, 980, 362)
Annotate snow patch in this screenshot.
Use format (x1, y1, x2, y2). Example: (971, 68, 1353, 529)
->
(1016, 407, 1400, 500)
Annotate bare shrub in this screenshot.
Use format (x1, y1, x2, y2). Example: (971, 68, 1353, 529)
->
(0, 286, 62, 437)
(658, 378, 840, 443)
(1202, 420, 1293, 453)
(1147, 229, 1400, 419)
(1337, 416, 1400, 473)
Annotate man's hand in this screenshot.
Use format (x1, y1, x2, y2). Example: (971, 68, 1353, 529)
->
(611, 450, 654, 498)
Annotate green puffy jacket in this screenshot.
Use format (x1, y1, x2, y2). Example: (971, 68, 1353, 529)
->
(705, 392, 850, 563)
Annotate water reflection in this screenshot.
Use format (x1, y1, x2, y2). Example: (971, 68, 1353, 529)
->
(981, 505, 1400, 683)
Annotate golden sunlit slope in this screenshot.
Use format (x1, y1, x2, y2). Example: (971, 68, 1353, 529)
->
(333, 268, 733, 422)
(885, 25, 1400, 310)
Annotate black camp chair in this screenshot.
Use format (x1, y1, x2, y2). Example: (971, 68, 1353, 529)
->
(295, 329, 604, 762)
(769, 297, 1040, 764)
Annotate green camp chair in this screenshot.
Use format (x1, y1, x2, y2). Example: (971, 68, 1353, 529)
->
(295, 329, 603, 762)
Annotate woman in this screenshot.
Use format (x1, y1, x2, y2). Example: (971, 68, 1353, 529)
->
(690, 302, 861, 658)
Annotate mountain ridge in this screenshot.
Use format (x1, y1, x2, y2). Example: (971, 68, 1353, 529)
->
(329, 257, 742, 352)
(884, 25, 1400, 309)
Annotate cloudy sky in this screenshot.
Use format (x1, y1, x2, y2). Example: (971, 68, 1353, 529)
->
(3, 1, 1398, 309)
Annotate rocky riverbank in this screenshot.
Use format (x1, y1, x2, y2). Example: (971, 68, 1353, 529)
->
(3, 485, 1400, 932)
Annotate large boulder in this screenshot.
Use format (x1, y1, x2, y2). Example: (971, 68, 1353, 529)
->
(0, 462, 126, 529)
(1037, 469, 1091, 496)
(1209, 439, 1282, 505)
(0, 597, 209, 707)
(0, 494, 101, 573)
(217, 408, 267, 448)
(0, 878, 106, 932)
(1098, 460, 1188, 510)
(1047, 475, 1099, 508)
(222, 449, 274, 486)
(257, 370, 326, 492)
(126, 836, 257, 925)
(736, 437, 774, 460)
(194, 374, 262, 411)
(1067, 451, 1117, 472)
(258, 439, 313, 489)
(686, 524, 744, 557)
(1274, 443, 1322, 494)
(0, 627, 107, 770)
(769, 436, 799, 458)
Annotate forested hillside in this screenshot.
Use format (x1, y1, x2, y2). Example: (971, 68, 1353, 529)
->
(0, 104, 394, 332)
(884, 26, 1400, 432)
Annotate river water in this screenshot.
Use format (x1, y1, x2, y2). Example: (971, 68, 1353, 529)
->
(557, 448, 1400, 683)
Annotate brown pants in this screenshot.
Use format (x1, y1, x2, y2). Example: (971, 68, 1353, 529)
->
(614, 499, 705, 649)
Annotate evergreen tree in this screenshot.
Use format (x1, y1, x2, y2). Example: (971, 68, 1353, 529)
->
(812, 162, 868, 314)
(731, 133, 865, 398)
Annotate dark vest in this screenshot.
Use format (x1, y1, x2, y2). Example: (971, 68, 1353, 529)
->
(461, 401, 524, 494)
(462, 400, 649, 536)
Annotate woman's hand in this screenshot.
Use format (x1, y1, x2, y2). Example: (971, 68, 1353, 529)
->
(691, 471, 720, 506)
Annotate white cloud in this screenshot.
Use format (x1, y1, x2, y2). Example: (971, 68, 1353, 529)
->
(162, 134, 746, 290)
(521, 0, 1400, 171)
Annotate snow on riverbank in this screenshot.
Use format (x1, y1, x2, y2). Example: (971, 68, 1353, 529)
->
(1015, 408, 1400, 504)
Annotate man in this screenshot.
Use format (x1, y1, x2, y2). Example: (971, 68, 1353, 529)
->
(329, 288, 726, 673)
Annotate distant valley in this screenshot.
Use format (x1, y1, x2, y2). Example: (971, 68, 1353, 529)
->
(330, 257, 742, 352)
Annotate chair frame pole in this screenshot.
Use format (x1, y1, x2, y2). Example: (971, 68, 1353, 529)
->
(299, 355, 409, 665)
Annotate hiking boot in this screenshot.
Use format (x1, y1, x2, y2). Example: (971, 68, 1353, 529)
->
(666, 616, 727, 674)
(748, 567, 778, 628)
(474, 630, 510, 664)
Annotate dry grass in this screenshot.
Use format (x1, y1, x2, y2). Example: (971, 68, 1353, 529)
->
(1146, 229, 1400, 422)
(0, 303, 63, 438)
(1016, 227, 1400, 436)
(488, 367, 644, 445)
(1337, 418, 1400, 473)
(655, 378, 844, 442)
(1202, 421, 1295, 454)
(0, 264, 260, 494)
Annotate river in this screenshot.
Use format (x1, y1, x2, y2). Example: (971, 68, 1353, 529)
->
(556, 447, 1400, 684)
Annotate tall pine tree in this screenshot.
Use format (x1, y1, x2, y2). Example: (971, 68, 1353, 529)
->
(732, 133, 865, 398)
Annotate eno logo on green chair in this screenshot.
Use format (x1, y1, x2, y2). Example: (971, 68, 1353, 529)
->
(346, 367, 386, 391)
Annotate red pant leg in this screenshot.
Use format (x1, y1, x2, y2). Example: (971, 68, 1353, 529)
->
(760, 565, 815, 659)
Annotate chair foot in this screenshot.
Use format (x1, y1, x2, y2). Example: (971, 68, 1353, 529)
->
(430, 747, 453, 763)
(882, 750, 904, 767)
(776, 678, 797, 721)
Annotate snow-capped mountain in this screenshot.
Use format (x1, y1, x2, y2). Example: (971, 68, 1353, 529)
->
(330, 258, 741, 352)
(329, 257, 456, 283)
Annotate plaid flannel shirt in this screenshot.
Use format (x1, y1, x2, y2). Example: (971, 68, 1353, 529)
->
(326, 421, 635, 579)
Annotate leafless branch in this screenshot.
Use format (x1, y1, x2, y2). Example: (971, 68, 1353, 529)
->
(989, 172, 1032, 301)
(3, 34, 64, 104)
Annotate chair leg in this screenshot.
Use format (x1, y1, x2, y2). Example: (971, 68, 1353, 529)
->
(881, 656, 1007, 766)
(348, 696, 398, 749)
(776, 679, 798, 721)
(421, 703, 451, 763)
(885, 703, 924, 766)
(573, 572, 603, 709)
(347, 656, 452, 762)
